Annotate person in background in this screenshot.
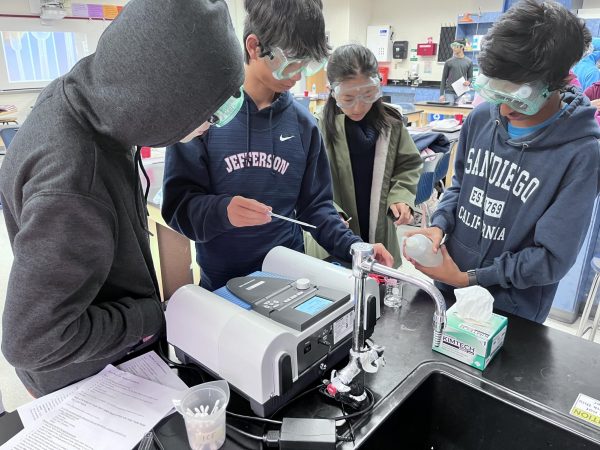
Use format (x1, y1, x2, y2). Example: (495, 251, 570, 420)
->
(439, 39, 473, 104)
(584, 80, 600, 101)
(0, 0, 244, 397)
(305, 44, 422, 265)
(405, 0, 600, 323)
(162, 0, 393, 292)
(568, 70, 582, 89)
(572, 37, 600, 91)
(583, 79, 600, 126)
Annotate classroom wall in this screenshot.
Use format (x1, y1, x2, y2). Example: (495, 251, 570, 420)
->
(324, 0, 503, 81)
(0, 0, 128, 122)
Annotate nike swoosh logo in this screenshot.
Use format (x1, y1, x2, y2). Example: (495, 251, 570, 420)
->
(280, 135, 295, 142)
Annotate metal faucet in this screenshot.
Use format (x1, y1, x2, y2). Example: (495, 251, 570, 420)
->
(324, 242, 447, 408)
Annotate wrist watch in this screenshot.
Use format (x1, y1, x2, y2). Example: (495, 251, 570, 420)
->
(467, 269, 478, 286)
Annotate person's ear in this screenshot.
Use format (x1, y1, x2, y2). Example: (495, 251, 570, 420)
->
(246, 34, 261, 62)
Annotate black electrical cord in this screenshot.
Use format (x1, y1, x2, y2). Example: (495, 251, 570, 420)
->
(226, 424, 265, 441)
(268, 383, 324, 418)
(227, 423, 281, 448)
(340, 401, 356, 445)
(156, 342, 205, 383)
(227, 410, 283, 425)
(318, 387, 376, 421)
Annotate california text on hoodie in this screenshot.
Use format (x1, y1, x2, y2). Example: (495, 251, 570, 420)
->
(431, 89, 600, 323)
(162, 91, 361, 291)
(0, 0, 244, 396)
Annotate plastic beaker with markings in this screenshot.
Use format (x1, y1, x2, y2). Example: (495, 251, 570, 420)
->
(173, 380, 230, 450)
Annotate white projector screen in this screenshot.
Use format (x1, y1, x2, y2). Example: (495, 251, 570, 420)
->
(0, 17, 110, 91)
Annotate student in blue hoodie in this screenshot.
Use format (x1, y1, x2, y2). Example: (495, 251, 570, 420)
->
(162, 0, 393, 291)
(572, 37, 600, 91)
(405, 0, 600, 323)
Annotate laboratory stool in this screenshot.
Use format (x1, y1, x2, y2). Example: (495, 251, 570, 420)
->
(576, 256, 600, 341)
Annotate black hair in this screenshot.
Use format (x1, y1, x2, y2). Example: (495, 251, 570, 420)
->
(243, 0, 330, 64)
(479, 0, 591, 91)
(322, 44, 403, 148)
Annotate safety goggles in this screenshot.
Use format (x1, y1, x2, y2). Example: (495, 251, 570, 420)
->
(450, 43, 464, 49)
(331, 76, 382, 109)
(472, 74, 551, 115)
(180, 87, 244, 143)
(208, 87, 244, 127)
(261, 46, 327, 80)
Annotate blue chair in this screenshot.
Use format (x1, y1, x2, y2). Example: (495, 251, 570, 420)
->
(414, 151, 451, 226)
(0, 127, 19, 149)
(410, 131, 452, 227)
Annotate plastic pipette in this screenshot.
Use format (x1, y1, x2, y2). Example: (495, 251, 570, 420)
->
(268, 211, 317, 229)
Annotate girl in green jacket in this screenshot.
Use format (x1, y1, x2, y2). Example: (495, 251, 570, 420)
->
(305, 44, 422, 265)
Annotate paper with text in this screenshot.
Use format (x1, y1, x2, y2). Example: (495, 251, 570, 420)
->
(451, 76, 469, 97)
(17, 351, 187, 428)
(3, 365, 178, 450)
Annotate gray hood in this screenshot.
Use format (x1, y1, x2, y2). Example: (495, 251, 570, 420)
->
(62, 0, 244, 147)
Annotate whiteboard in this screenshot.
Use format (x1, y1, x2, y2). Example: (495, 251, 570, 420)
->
(0, 17, 111, 91)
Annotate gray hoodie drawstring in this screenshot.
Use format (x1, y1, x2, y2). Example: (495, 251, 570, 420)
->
(134, 145, 153, 236)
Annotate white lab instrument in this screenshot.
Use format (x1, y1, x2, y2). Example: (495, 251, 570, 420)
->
(366, 25, 393, 62)
(166, 247, 380, 417)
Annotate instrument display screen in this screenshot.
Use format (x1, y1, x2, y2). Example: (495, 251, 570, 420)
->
(294, 296, 333, 316)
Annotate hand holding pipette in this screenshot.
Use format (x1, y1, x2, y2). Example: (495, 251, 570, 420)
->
(226, 196, 272, 227)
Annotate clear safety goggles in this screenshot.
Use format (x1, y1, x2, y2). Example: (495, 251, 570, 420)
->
(180, 87, 244, 143)
(472, 74, 551, 115)
(208, 87, 244, 127)
(262, 46, 327, 80)
(450, 42, 464, 49)
(331, 76, 382, 109)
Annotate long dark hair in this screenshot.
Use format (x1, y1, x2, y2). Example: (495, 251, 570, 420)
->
(323, 44, 403, 147)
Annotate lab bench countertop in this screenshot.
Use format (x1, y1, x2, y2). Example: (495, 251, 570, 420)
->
(129, 288, 600, 449)
(1, 284, 598, 449)
(414, 100, 475, 110)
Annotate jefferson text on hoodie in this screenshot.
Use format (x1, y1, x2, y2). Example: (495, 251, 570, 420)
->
(0, 0, 244, 396)
(432, 90, 600, 323)
(162, 92, 361, 291)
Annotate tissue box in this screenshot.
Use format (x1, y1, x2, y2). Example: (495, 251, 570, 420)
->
(433, 304, 508, 370)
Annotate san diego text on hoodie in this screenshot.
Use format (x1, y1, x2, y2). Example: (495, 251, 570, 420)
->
(432, 90, 600, 323)
(162, 91, 360, 291)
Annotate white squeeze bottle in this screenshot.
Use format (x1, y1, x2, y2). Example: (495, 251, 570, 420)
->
(404, 234, 443, 267)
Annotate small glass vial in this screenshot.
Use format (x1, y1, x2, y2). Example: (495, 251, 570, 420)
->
(383, 277, 402, 308)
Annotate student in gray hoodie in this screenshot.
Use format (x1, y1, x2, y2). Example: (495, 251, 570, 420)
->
(405, 0, 600, 323)
(0, 0, 244, 397)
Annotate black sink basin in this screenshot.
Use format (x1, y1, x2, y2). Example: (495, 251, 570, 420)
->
(359, 371, 598, 450)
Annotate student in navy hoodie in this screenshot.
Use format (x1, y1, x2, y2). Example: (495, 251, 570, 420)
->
(405, 0, 600, 323)
(162, 0, 393, 291)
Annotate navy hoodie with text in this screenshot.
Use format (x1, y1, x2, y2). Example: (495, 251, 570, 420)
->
(162, 91, 360, 291)
(432, 89, 600, 323)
